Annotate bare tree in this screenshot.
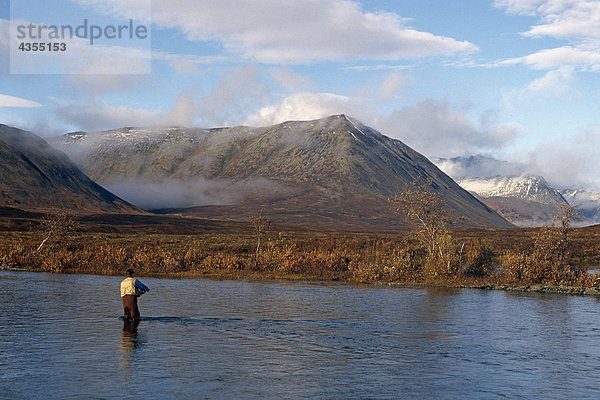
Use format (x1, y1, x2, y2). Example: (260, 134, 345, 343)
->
(557, 203, 579, 249)
(250, 212, 271, 260)
(389, 180, 460, 277)
(36, 211, 78, 252)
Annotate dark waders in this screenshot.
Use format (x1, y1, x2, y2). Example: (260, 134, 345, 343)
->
(122, 294, 140, 320)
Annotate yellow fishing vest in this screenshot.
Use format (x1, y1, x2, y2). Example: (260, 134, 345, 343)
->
(120, 277, 139, 297)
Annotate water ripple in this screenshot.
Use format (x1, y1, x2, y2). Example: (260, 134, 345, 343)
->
(2, 270, 600, 399)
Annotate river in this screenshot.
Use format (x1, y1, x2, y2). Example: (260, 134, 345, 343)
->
(1, 270, 600, 399)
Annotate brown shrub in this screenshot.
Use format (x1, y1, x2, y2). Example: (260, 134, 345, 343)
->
(500, 250, 528, 284)
(348, 260, 382, 281)
(40, 248, 76, 272)
(1, 242, 28, 268)
(463, 240, 496, 278)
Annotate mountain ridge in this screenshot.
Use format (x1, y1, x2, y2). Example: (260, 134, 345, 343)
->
(0, 124, 139, 214)
(456, 175, 585, 227)
(50, 115, 512, 228)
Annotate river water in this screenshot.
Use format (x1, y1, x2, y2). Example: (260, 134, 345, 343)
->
(2, 270, 600, 399)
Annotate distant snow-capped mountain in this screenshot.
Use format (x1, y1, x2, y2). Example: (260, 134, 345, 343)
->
(456, 176, 600, 227)
(457, 175, 567, 206)
(559, 189, 600, 225)
(455, 175, 569, 227)
(433, 155, 600, 227)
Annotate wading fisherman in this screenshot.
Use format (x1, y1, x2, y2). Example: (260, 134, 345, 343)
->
(120, 269, 150, 321)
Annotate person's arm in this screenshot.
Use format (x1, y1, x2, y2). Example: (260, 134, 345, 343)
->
(135, 279, 150, 293)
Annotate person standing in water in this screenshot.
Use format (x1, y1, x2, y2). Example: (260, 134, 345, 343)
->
(121, 269, 150, 321)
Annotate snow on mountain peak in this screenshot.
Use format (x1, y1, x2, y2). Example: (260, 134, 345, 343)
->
(457, 175, 567, 206)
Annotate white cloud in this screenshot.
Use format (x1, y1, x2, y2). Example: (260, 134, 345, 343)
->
(504, 46, 600, 71)
(353, 70, 408, 102)
(376, 71, 404, 101)
(494, 1, 600, 101)
(343, 64, 410, 72)
(164, 93, 196, 126)
(152, 51, 232, 67)
(75, 0, 476, 63)
(248, 94, 516, 159)
(433, 155, 527, 179)
(433, 134, 600, 193)
(247, 92, 368, 126)
(0, 93, 43, 108)
(526, 127, 600, 191)
(496, 1, 600, 70)
(269, 67, 314, 92)
(372, 100, 519, 158)
(196, 65, 272, 127)
(501, 67, 578, 111)
(54, 93, 199, 131)
(526, 67, 574, 93)
(517, 1, 600, 40)
(495, 0, 575, 16)
(103, 176, 292, 209)
(55, 99, 163, 131)
(54, 65, 273, 130)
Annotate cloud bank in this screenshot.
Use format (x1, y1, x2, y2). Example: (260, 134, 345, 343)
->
(76, 0, 476, 63)
(432, 128, 600, 193)
(433, 155, 527, 180)
(372, 100, 519, 158)
(496, 1, 600, 71)
(247, 90, 522, 162)
(247, 92, 361, 127)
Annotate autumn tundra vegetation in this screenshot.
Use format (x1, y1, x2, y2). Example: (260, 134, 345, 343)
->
(0, 183, 598, 289)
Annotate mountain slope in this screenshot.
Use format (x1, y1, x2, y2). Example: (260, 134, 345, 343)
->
(0, 124, 138, 213)
(50, 115, 511, 228)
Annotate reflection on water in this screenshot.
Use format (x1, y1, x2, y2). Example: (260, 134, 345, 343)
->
(120, 319, 142, 368)
(2, 270, 600, 399)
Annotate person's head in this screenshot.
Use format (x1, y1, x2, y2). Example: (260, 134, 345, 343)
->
(125, 269, 134, 277)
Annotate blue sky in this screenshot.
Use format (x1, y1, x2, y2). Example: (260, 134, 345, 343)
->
(1, 0, 600, 190)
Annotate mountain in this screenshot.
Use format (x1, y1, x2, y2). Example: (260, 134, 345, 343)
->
(49, 115, 511, 228)
(457, 175, 566, 204)
(456, 175, 571, 227)
(559, 189, 600, 225)
(0, 124, 138, 214)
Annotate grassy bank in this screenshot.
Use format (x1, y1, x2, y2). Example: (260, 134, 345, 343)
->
(1, 224, 599, 290)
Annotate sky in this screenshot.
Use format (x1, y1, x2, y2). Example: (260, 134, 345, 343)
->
(1, 0, 600, 191)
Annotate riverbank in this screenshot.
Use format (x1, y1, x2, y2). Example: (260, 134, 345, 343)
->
(1, 227, 599, 293)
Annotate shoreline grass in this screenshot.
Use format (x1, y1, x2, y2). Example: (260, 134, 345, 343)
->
(2, 226, 599, 294)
